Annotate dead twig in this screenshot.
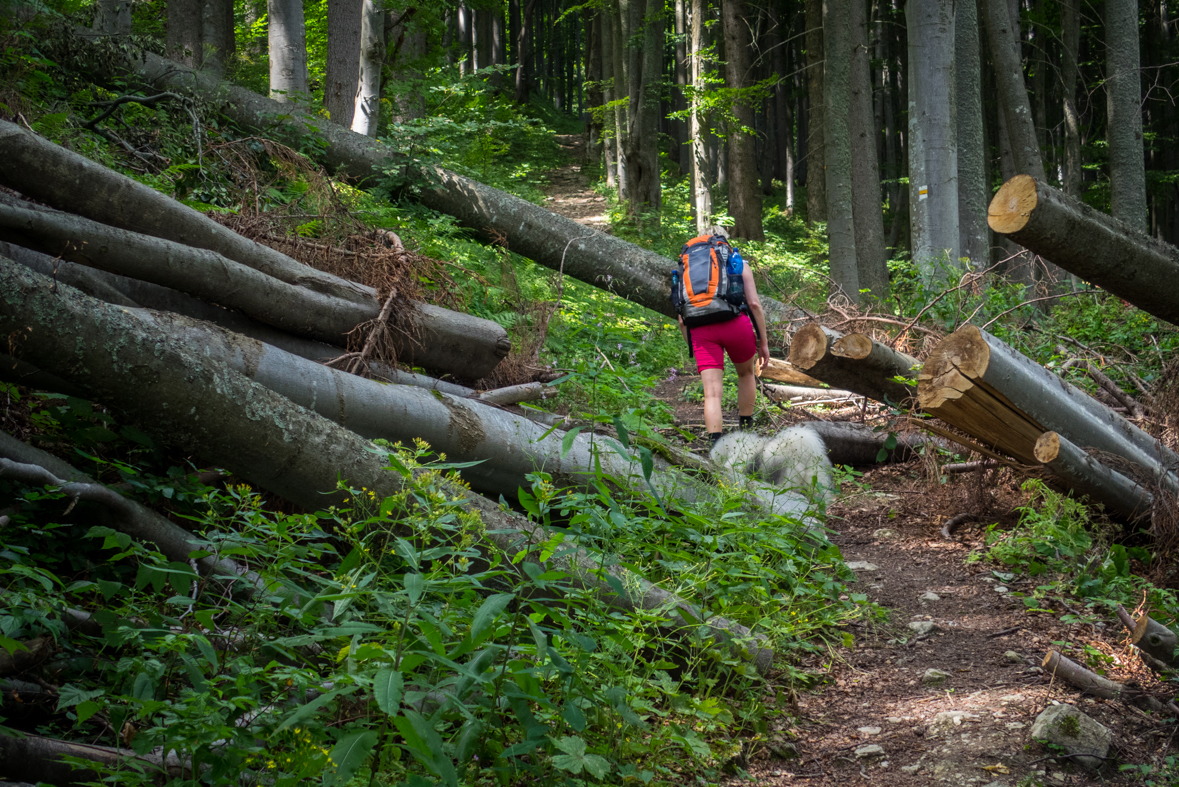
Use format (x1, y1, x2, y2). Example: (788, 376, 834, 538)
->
(348, 289, 399, 375)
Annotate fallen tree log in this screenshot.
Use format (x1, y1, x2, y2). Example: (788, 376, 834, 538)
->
(1034, 432, 1154, 521)
(0, 257, 776, 674)
(0, 733, 186, 787)
(0, 189, 509, 379)
(763, 384, 859, 404)
(757, 358, 824, 386)
(1132, 612, 1179, 667)
(81, 41, 800, 325)
(0, 242, 481, 395)
(0, 431, 261, 597)
(788, 323, 918, 405)
(918, 325, 1179, 488)
(476, 382, 553, 405)
(0, 636, 51, 676)
(804, 421, 936, 465)
(1043, 650, 1165, 712)
(988, 174, 1179, 325)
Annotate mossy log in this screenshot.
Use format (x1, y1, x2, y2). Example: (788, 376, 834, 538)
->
(988, 175, 1179, 325)
(788, 323, 918, 405)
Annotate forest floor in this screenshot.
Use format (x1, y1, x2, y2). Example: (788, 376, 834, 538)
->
(542, 153, 1174, 786)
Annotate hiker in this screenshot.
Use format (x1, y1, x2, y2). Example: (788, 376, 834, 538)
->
(671, 226, 770, 446)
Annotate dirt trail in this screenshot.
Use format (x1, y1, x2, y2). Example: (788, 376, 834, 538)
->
(543, 135, 609, 229)
(544, 152, 1168, 786)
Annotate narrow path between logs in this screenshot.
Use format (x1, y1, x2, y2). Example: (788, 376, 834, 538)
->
(542, 147, 1161, 786)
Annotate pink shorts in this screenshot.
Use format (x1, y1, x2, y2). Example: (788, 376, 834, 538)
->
(691, 313, 757, 372)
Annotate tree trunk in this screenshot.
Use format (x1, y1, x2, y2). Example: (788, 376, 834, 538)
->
(981, 0, 1043, 179)
(79, 43, 804, 325)
(166, 0, 203, 68)
(955, 0, 988, 267)
(92, 0, 131, 35)
(806, 420, 936, 465)
(0, 733, 185, 787)
(0, 259, 775, 675)
(325, 0, 363, 126)
(351, 0, 385, 136)
(788, 322, 918, 404)
(722, 0, 764, 240)
(1131, 612, 1179, 667)
(805, 0, 827, 223)
(600, 9, 617, 188)
(672, 0, 688, 172)
(772, 5, 795, 213)
(764, 385, 859, 404)
(1034, 431, 1154, 522)
(1106, 0, 1148, 231)
(1060, 0, 1082, 200)
(918, 324, 1179, 481)
(199, 0, 234, 77)
(611, 2, 629, 200)
(823, 0, 859, 301)
(689, 0, 712, 231)
(623, 0, 662, 217)
(268, 0, 309, 103)
(988, 175, 1179, 326)
(757, 357, 824, 387)
(0, 200, 511, 378)
(388, 8, 427, 123)
(908, 0, 959, 275)
(849, 0, 887, 298)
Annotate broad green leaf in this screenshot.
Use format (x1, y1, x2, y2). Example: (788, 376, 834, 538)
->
(326, 730, 378, 787)
(75, 699, 102, 724)
(373, 668, 404, 714)
(404, 573, 424, 605)
(639, 447, 654, 482)
(273, 687, 348, 733)
(560, 426, 583, 458)
(0, 636, 29, 657)
(612, 417, 630, 449)
(470, 593, 514, 642)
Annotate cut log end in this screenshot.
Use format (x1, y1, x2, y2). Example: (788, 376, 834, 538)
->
(831, 333, 874, 360)
(988, 174, 1039, 235)
(916, 324, 990, 409)
(788, 322, 831, 370)
(1034, 431, 1061, 464)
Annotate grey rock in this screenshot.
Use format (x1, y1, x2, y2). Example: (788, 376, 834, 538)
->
(1004, 650, 1024, 663)
(847, 561, 879, 571)
(1030, 704, 1111, 770)
(908, 621, 940, 636)
(922, 668, 951, 685)
(873, 527, 899, 540)
(900, 764, 920, 773)
(927, 710, 979, 737)
(857, 726, 882, 735)
(919, 591, 941, 602)
(994, 585, 1009, 594)
(854, 744, 884, 759)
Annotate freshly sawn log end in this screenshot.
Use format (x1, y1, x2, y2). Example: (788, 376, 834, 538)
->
(787, 322, 830, 370)
(831, 333, 874, 360)
(916, 324, 990, 410)
(1034, 431, 1061, 463)
(987, 173, 1038, 235)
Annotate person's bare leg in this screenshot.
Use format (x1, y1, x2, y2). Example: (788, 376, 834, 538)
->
(734, 356, 758, 418)
(701, 367, 725, 434)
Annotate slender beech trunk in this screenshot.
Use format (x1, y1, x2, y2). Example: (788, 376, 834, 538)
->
(824, 0, 859, 301)
(167, 0, 203, 68)
(611, 1, 629, 200)
(1106, 0, 1148, 231)
(268, 0, 309, 103)
(805, 0, 827, 223)
(849, 0, 887, 298)
(351, 0, 385, 136)
(673, 0, 689, 173)
(981, 0, 1044, 179)
(515, 0, 537, 102)
(623, 0, 663, 217)
(601, 11, 618, 188)
(93, 0, 132, 35)
(325, 0, 363, 126)
(722, 0, 765, 239)
(585, 11, 604, 165)
(907, 0, 959, 276)
(771, 7, 795, 213)
(689, 0, 713, 230)
(956, 0, 988, 267)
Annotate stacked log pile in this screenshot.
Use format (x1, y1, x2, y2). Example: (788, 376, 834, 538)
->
(788, 322, 919, 406)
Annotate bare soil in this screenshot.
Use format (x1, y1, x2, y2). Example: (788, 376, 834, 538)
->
(543, 148, 1177, 786)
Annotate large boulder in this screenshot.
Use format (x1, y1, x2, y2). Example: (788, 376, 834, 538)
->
(1030, 703, 1111, 770)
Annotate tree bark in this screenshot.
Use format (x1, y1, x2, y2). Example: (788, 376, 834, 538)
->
(1043, 650, 1165, 712)
(1034, 431, 1154, 522)
(988, 175, 1179, 326)
(763, 385, 858, 404)
(1060, 0, 1082, 200)
(849, 0, 887, 298)
(918, 324, 1179, 482)
(611, 1, 630, 201)
(757, 357, 824, 387)
(955, 0, 988, 267)
(600, 8, 617, 188)
(908, 0, 959, 275)
(0, 734, 185, 787)
(78, 41, 803, 325)
(823, 0, 859, 301)
(1131, 612, 1179, 666)
(721, 0, 764, 240)
(623, 0, 663, 217)
(515, 0, 537, 102)
(0, 259, 775, 675)
(166, 0, 204, 68)
(981, 0, 1043, 179)
(351, 0, 385, 136)
(1106, 0, 1148, 231)
(788, 322, 918, 405)
(325, 0, 363, 126)
(805, 0, 827, 223)
(689, 0, 712, 231)
(92, 0, 131, 35)
(268, 0, 309, 103)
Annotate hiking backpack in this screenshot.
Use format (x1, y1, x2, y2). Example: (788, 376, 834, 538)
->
(670, 234, 747, 328)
